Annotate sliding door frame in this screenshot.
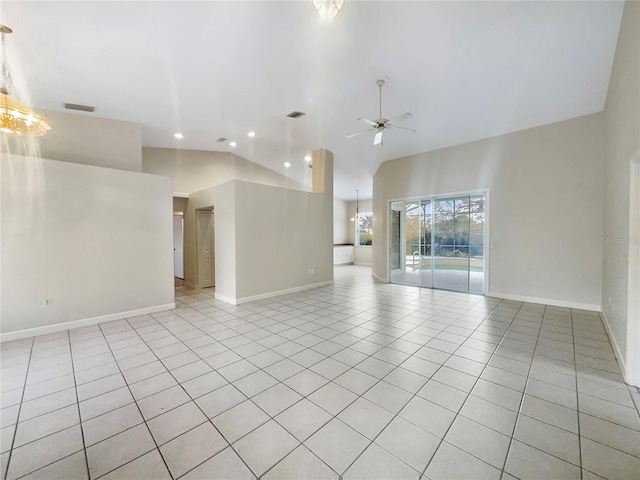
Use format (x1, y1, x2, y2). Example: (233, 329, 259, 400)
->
(387, 188, 490, 295)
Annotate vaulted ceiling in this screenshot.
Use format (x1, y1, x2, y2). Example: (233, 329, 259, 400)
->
(1, 1, 624, 199)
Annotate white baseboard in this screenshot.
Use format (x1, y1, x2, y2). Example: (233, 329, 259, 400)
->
(371, 272, 387, 283)
(486, 291, 601, 312)
(216, 280, 334, 305)
(354, 262, 372, 267)
(0, 303, 176, 343)
(600, 310, 629, 383)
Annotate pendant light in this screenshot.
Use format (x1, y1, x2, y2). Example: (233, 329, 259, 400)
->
(312, 0, 344, 21)
(350, 189, 360, 222)
(0, 25, 51, 136)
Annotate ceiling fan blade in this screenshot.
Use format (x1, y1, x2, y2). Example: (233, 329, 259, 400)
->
(374, 131, 383, 145)
(389, 125, 417, 134)
(346, 131, 367, 139)
(386, 112, 412, 126)
(358, 118, 378, 127)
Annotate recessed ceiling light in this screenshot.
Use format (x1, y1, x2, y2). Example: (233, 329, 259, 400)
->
(229, 141, 237, 147)
(174, 132, 184, 139)
(304, 155, 312, 162)
(247, 131, 255, 138)
(284, 162, 291, 168)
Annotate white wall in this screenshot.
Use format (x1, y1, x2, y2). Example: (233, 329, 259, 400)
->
(1, 155, 174, 338)
(334, 197, 349, 244)
(234, 181, 333, 300)
(347, 199, 373, 266)
(186, 180, 333, 304)
(142, 147, 309, 195)
(1, 109, 143, 172)
(372, 113, 606, 310)
(601, 1, 640, 385)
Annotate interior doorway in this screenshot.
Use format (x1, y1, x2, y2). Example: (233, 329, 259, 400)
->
(196, 209, 215, 288)
(390, 192, 486, 294)
(173, 214, 184, 282)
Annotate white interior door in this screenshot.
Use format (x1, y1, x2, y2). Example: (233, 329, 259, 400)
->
(197, 210, 215, 288)
(173, 215, 184, 279)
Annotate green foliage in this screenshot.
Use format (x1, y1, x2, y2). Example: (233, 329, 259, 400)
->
(359, 232, 372, 245)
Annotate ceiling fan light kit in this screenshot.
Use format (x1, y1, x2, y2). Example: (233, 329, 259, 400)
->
(347, 79, 415, 146)
(0, 25, 51, 136)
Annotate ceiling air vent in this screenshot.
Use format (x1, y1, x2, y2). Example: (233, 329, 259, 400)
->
(64, 103, 95, 112)
(286, 111, 306, 119)
(216, 137, 227, 143)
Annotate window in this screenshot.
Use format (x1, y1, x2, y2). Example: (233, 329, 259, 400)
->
(357, 212, 373, 246)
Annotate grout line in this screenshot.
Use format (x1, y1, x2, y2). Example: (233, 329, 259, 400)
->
(572, 308, 584, 480)
(94, 322, 175, 480)
(498, 303, 545, 478)
(66, 330, 91, 480)
(2, 337, 35, 480)
(120, 317, 258, 479)
(2, 269, 634, 479)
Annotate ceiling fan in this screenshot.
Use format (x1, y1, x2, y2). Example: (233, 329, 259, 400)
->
(347, 79, 415, 146)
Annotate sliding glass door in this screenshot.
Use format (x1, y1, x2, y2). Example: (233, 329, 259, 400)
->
(389, 192, 485, 294)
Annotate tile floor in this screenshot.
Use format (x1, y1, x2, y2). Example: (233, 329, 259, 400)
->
(1, 266, 639, 480)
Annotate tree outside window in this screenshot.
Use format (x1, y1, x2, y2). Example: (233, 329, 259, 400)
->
(357, 212, 373, 246)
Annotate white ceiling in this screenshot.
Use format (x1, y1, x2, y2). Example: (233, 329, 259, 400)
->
(1, 1, 624, 200)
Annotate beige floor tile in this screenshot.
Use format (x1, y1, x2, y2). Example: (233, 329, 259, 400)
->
(308, 382, 358, 415)
(520, 394, 578, 433)
(581, 438, 640, 480)
(362, 381, 413, 414)
(6, 426, 83, 480)
(304, 418, 370, 475)
(147, 401, 208, 445)
(181, 370, 228, 399)
(337, 397, 394, 440)
(375, 416, 440, 472)
(19, 451, 87, 480)
(234, 420, 298, 477)
(343, 442, 420, 480)
(252, 383, 302, 416)
(100, 449, 171, 480)
(579, 412, 640, 458)
(82, 403, 144, 446)
(505, 440, 581, 480)
(160, 422, 227, 478)
(425, 442, 501, 480)
(78, 387, 134, 421)
(275, 398, 333, 442)
(263, 445, 338, 480)
(212, 400, 269, 444)
(445, 416, 510, 469)
(398, 396, 456, 438)
(86, 423, 155, 478)
(182, 446, 254, 479)
(195, 384, 247, 419)
(18, 388, 77, 422)
(417, 379, 468, 412)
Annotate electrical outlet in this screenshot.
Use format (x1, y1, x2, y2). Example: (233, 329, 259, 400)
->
(308, 268, 315, 275)
(43, 299, 52, 307)
(508, 275, 512, 281)
(269, 275, 273, 281)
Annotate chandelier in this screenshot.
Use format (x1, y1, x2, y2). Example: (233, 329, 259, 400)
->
(312, 0, 344, 21)
(0, 25, 51, 136)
